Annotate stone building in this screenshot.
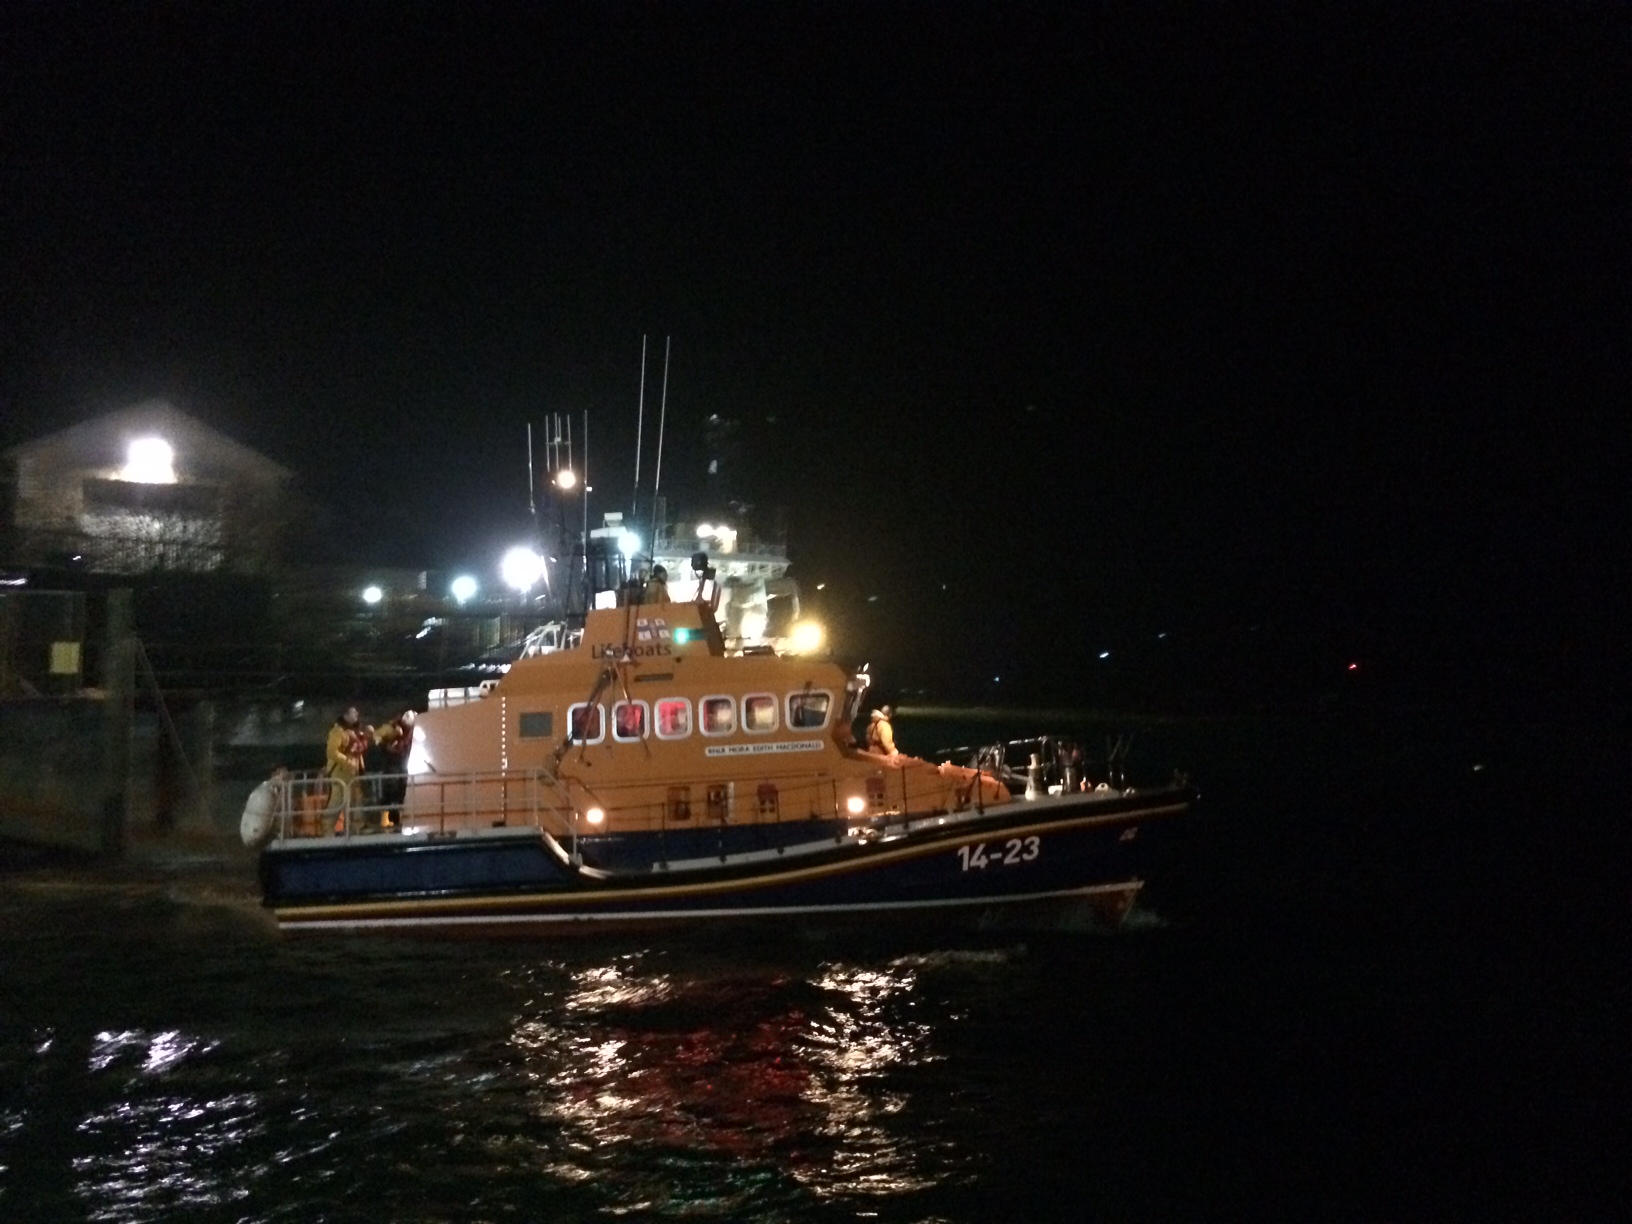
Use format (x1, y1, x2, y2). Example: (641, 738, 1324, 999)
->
(1, 400, 293, 574)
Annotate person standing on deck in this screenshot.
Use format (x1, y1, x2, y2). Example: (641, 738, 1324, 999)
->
(647, 564, 670, 603)
(322, 706, 374, 833)
(865, 706, 897, 756)
(374, 709, 417, 830)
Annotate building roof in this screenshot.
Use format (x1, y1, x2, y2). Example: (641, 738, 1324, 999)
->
(4, 400, 293, 483)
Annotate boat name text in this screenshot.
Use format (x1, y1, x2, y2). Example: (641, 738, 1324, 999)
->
(704, 739, 825, 758)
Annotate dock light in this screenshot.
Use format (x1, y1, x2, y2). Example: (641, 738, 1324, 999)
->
(362, 585, 384, 605)
(788, 620, 826, 654)
(450, 574, 478, 604)
(121, 436, 176, 484)
(584, 807, 605, 826)
(501, 546, 545, 593)
(618, 531, 640, 561)
(846, 796, 868, 815)
(696, 523, 715, 538)
(554, 468, 577, 491)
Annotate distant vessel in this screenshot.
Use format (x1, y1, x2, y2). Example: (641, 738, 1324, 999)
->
(249, 571, 1194, 935)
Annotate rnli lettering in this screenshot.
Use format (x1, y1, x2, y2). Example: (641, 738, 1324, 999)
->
(590, 642, 674, 659)
(704, 739, 823, 757)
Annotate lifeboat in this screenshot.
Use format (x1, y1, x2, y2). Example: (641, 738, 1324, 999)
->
(253, 589, 1194, 935)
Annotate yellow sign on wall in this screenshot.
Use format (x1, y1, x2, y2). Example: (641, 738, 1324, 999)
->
(49, 641, 82, 675)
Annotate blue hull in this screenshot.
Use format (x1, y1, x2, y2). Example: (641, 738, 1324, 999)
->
(260, 787, 1193, 934)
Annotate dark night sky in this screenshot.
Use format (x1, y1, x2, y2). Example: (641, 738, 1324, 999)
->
(0, 3, 1621, 702)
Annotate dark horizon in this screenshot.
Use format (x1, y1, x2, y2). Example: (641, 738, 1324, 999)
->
(2, 4, 1620, 710)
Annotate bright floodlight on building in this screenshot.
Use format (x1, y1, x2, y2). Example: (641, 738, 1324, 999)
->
(554, 468, 577, 491)
(362, 585, 384, 605)
(450, 574, 478, 604)
(501, 546, 545, 593)
(121, 436, 176, 484)
(618, 531, 640, 561)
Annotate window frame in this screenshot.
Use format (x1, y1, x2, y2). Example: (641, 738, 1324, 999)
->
(567, 702, 605, 745)
(742, 691, 779, 734)
(785, 689, 833, 730)
(700, 694, 736, 737)
(611, 698, 650, 743)
(654, 696, 692, 740)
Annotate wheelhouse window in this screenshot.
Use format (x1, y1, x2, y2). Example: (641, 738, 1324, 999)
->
(743, 693, 778, 733)
(655, 697, 692, 739)
(613, 700, 648, 742)
(701, 695, 735, 736)
(787, 690, 831, 729)
(568, 703, 604, 744)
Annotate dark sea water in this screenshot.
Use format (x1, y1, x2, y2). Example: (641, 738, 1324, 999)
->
(1, 703, 1624, 1223)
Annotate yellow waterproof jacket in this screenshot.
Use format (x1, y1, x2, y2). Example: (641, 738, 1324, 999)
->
(325, 723, 372, 782)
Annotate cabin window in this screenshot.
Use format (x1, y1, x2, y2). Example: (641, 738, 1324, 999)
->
(655, 697, 692, 739)
(568, 703, 605, 744)
(757, 782, 779, 818)
(701, 695, 735, 736)
(666, 786, 692, 822)
(743, 693, 778, 733)
(787, 690, 831, 729)
(517, 711, 553, 739)
(613, 700, 648, 742)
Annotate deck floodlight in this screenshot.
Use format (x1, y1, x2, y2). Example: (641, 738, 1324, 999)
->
(789, 620, 826, 654)
(554, 469, 577, 491)
(450, 574, 478, 604)
(362, 585, 384, 605)
(618, 531, 640, 561)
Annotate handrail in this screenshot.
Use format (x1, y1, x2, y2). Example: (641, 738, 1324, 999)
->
(269, 766, 578, 843)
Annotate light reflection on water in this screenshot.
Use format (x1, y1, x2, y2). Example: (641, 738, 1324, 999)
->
(496, 950, 985, 1206)
(2, 873, 1052, 1222)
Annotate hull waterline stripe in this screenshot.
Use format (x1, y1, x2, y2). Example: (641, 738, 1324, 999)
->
(276, 881, 1143, 931)
(272, 801, 1187, 922)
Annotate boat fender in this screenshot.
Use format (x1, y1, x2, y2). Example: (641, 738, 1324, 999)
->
(239, 778, 280, 848)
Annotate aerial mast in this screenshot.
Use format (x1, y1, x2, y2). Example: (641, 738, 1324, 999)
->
(631, 334, 647, 522)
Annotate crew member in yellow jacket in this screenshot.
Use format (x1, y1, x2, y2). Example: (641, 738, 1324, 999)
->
(322, 706, 375, 832)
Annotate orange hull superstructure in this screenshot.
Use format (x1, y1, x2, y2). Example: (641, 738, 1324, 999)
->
(402, 599, 1004, 841)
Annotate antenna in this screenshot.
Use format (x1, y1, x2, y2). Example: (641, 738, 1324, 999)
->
(653, 335, 671, 509)
(526, 422, 537, 518)
(632, 334, 647, 520)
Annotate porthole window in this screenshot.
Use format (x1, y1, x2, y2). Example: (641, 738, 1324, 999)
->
(701, 695, 735, 736)
(743, 693, 777, 733)
(568, 703, 604, 744)
(613, 700, 649, 742)
(787, 690, 831, 729)
(655, 697, 692, 739)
